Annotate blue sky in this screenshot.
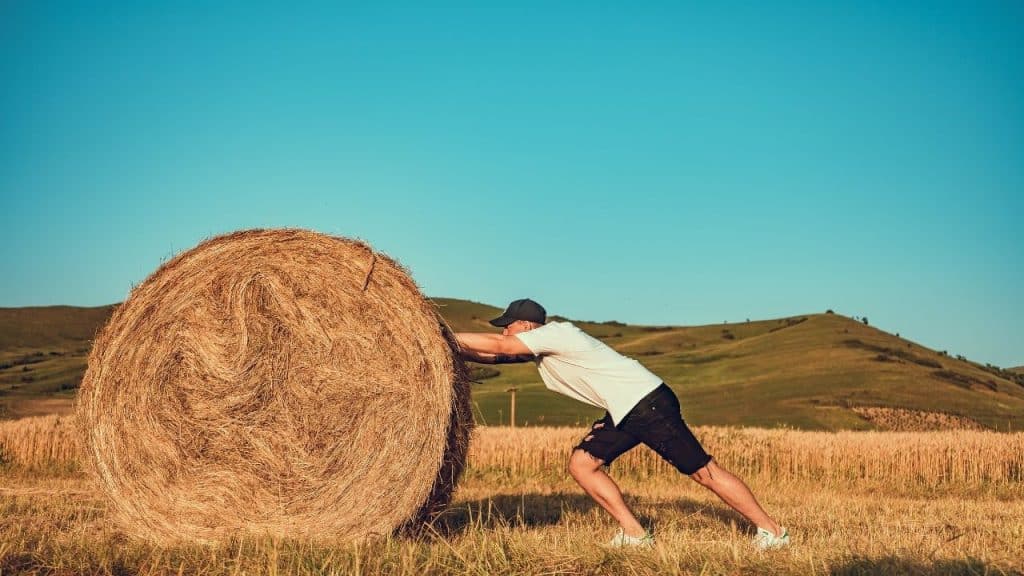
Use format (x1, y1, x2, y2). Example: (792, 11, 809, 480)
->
(2, 1, 1021, 367)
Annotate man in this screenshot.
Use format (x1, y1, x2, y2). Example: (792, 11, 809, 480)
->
(455, 298, 790, 550)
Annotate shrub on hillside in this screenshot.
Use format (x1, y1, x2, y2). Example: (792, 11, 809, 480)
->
(469, 367, 501, 381)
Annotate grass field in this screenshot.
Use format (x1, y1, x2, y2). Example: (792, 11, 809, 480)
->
(435, 299, 1024, 430)
(1, 416, 1022, 575)
(2, 300, 1021, 573)
(3, 299, 1023, 431)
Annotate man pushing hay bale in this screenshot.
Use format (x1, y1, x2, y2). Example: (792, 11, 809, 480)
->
(76, 228, 472, 544)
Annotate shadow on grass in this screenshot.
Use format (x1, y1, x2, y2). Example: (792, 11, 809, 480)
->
(425, 492, 596, 536)
(422, 491, 750, 537)
(830, 556, 1021, 576)
(0, 552, 136, 576)
(663, 496, 754, 534)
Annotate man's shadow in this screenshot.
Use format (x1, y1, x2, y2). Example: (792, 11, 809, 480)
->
(420, 492, 749, 538)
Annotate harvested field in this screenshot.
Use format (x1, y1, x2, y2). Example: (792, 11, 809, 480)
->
(1, 420, 1022, 574)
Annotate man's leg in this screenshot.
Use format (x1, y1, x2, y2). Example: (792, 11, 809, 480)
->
(567, 448, 646, 537)
(691, 460, 782, 536)
(622, 384, 785, 537)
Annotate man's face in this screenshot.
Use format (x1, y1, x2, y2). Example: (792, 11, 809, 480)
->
(502, 320, 535, 337)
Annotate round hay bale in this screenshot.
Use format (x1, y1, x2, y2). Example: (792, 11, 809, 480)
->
(76, 228, 472, 544)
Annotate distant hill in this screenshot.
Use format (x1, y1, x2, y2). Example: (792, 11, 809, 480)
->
(0, 305, 118, 418)
(2, 299, 1023, 430)
(0, 304, 118, 351)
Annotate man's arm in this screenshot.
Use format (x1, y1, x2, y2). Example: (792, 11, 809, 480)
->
(455, 332, 534, 356)
(461, 349, 535, 364)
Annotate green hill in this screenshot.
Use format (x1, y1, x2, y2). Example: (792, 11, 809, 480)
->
(1, 299, 1022, 429)
(0, 304, 117, 350)
(0, 305, 117, 418)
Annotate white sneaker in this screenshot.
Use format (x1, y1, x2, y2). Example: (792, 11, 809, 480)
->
(608, 527, 655, 548)
(752, 526, 790, 550)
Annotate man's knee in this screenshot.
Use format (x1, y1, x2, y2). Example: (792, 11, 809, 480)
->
(689, 461, 718, 487)
(568, 448, 603, 479)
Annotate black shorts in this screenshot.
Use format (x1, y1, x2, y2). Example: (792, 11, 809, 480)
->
(574, 383, 713, 475)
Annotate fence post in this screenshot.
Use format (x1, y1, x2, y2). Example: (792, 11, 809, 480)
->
(505, 387, 517, 428)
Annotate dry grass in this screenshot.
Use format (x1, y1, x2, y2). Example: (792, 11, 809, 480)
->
(1, 420, 1022, 574)
(4, 418, 1023, 491)
(467, 426, 1024, 491)
(0, 414, 77, 472)
(850, 407, 987, 431)
(74, 229, 472, 545)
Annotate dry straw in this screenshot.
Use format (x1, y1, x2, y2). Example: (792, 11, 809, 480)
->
(0, 414, 78, 471)
(467, 426, 1024, 488)
(5, 416, 1023, 490)
(75, 228, 472, 544)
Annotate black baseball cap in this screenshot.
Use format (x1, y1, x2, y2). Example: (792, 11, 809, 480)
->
(489, 298, 547, 327)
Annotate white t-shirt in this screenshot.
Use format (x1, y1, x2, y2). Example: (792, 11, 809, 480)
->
(514, 321, 663, 425)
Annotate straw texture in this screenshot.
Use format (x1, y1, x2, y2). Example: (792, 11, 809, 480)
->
(76, 228, 471, 544)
